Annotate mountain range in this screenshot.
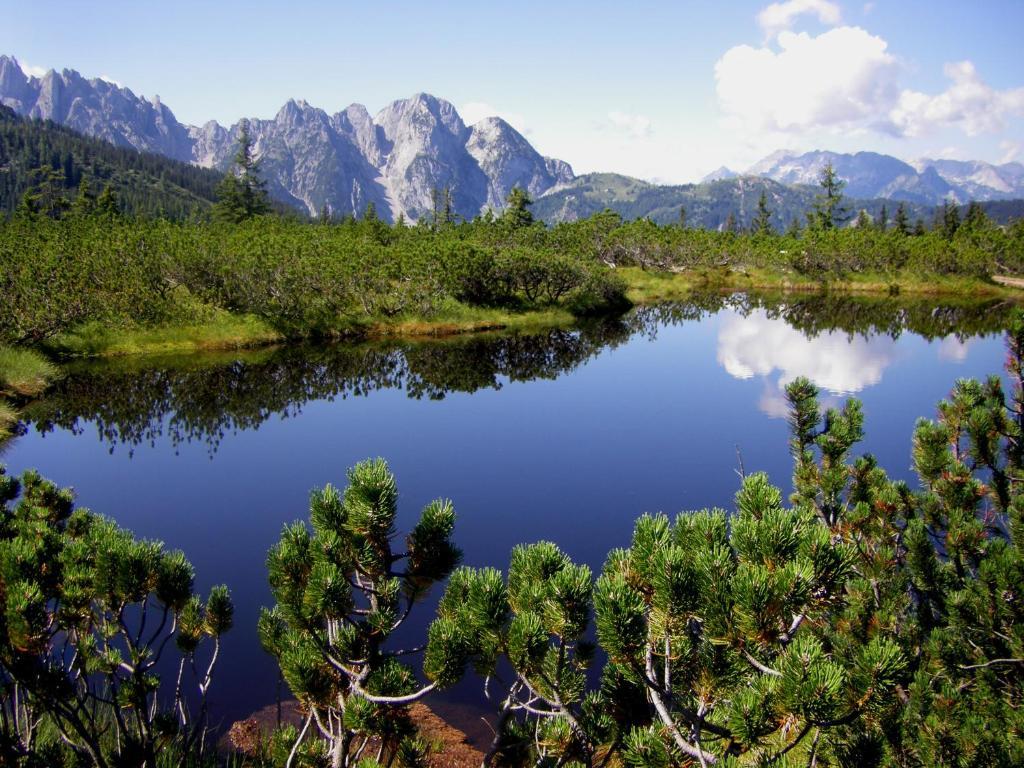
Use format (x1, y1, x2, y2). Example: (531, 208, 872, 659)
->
(0, 55, 572, 222)
(1, 54, 1022, 224)
(710, 150, 1024, 206)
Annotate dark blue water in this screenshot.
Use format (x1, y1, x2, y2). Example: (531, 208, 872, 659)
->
(0, 297, 1013, 728)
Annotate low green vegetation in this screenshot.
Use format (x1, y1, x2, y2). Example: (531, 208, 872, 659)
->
(0, 346, 60, 439)
(5, 316, 1024, 767)
(2, 145, 1023, 361)
(0, 346, 59, 397)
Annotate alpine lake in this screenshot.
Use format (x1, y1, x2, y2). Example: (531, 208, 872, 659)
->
(2, 290, 1018, 734)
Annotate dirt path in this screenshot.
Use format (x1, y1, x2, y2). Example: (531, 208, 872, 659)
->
(992, 275, 1024, 289)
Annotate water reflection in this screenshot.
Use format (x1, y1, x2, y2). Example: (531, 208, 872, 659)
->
(17, 292, 1019, 452)
(22, 324, 634, 454)
(717, 311, 898, 416)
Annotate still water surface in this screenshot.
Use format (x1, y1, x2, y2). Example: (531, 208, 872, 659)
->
(1, 295, 1015, 726)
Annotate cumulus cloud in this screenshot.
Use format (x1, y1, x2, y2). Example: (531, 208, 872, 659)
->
(888, 61, 1024, 138)
(605, 110, 653, 139)
(715, 26, 899, 134)
(460, 101, 530, 135)
(717, 15, 1024, 145)
(16, 58, 48, 78)
(757, 0, 841, 39)
(717, 311, 897, 416)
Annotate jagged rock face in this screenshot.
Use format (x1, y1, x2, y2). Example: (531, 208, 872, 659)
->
(0, 57, 194, 162)
(466, 117, 575, 211)
(749, 148, 1024, 204)
(373, 93, 488, 220)
(0, 55, 575, 221)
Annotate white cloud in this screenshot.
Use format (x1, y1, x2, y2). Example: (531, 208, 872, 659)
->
(757, 0, 841, 39)
(460, 101, 530, 135)
(605, 110, 653, 139)
(99, 74, 123, 88)
(888, 61, 1024, 138)
(16, 58, 48, 78)
(1000, 140, 1022, 164)
(717, 19, 1024, 147)
(717, 310, 897, 416)
(716, 26, 899, 134)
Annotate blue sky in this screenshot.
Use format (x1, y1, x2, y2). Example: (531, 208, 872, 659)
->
(3, 0, 1022, 182)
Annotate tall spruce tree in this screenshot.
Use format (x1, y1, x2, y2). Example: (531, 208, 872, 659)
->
(894, 201, 910, 235)
(213, 120, 270, 223)
(753, 190, 773, 235)
(812, 162, 850, 230)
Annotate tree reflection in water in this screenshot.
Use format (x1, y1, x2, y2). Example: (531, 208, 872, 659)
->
(21, 292, 1018, 454)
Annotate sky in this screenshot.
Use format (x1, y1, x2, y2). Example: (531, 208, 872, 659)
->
(2, 0, 1023, 183)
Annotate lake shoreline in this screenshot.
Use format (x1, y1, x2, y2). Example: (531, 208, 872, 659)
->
(29, 268, 1024, 360)
(1, 270, 1021, 440)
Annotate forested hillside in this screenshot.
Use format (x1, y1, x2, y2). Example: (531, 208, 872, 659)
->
(0, 104, 223, 218)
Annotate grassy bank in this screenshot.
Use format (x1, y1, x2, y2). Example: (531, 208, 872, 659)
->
(39, 302, 578, 359)
(0, 345, 62, 439)
(621, 266, 1021, 303)
(27, 267, 1024, 360)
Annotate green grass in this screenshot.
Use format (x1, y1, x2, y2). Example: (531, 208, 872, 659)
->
(23, 268, 1022, 362)
(619, 266, 1020, 303)
(366, 300, 577, 338)
(45, 313, 284, 358)
(0, 400, 17, 439)
(0, 345, 61, 396)
(39, 301, 579, 359)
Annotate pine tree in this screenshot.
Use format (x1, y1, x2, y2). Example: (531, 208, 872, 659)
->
(502, 186, 534, 229)
(0, 467, 233, 766)
(724, 211, 738, 233)
(963, 200, 989, 230)
(213, 120, 269, 223)
(70, 176, 95, 216)
(753, 190, 773, 235)
(259, 459, 466, 767)
(878, 203, 889, 232)
(811, 162, 849, 230)
(941, 200, 961, 238)
(855, 208, 871, 228)
(678, 204, 687, 228)
(894, 201, 910, 235)
(95, 183, 121, 217)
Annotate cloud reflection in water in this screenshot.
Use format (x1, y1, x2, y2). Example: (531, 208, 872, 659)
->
(717, 310, 898, 417)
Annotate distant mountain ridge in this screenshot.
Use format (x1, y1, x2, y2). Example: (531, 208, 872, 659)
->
(0, 55, 573, 221)
(532, 172, 1023, 230)
(745, 149, 1024, 205)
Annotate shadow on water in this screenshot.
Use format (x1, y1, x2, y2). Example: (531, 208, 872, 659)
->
(19, 292, 1019, 456)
